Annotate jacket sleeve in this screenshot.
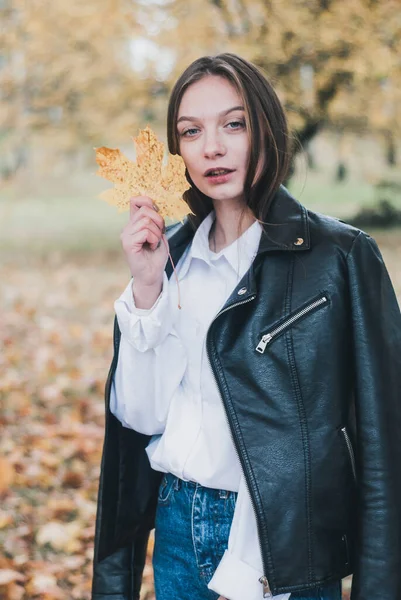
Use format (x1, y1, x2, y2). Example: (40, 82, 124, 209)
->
(92, 531, 149, 600)
(111, 272, 187, 435)
(347, 232, 401, 600)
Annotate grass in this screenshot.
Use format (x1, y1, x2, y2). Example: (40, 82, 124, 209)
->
(0, 175, 126, 257)
(288, 170, 401, 218)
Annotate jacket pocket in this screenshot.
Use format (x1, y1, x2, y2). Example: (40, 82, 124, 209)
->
(340, 426, 357, 482)
(256, 293, 329, 354)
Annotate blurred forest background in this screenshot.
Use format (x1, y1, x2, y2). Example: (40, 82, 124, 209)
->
(1, 0, 400, 598)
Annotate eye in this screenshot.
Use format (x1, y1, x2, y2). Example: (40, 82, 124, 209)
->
(226, 120, 245, 130)
(180, 127, 200, 137)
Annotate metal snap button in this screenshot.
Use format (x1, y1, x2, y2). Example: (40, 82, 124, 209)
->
(238, 287, 247, 295)
(294, 237, 304, 246)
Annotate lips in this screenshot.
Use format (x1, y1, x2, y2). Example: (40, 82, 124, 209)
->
(204, 168, 235, 177)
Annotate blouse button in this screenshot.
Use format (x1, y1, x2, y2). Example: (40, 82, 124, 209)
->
(237, 287, 247, 295)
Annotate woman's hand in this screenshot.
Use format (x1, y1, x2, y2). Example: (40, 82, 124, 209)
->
(120, 196, 168, 288)
(218, 597, 228, 600)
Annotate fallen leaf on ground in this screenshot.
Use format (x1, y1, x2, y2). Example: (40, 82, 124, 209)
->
(0, 457, 15, 493)
(0, 569, 25, 585)
(25, 573, 64, 598)
(36, 521, 81, 553)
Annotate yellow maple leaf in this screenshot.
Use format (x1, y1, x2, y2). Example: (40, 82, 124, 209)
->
(95, 127, 192, 222)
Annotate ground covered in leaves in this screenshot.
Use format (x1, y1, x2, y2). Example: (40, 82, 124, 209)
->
(1, 231, 400, 599)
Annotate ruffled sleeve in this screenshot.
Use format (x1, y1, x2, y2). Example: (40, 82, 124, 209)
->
(110, 272, 187, 436)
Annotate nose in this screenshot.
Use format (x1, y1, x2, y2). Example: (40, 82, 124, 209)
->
(203, 130, 226, 159)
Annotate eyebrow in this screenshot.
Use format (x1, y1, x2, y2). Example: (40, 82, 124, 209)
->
(176, 105, 245, 124)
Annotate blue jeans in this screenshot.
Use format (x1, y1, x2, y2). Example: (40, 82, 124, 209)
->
(152, 473, 342, 600)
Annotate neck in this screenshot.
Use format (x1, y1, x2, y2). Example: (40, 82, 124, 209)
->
(209, 200, 256, 253)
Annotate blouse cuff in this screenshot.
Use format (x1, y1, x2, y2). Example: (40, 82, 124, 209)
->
(207, 550, 266, 600)
(208, 551, 292, 600)
(114, 272, 174, 352)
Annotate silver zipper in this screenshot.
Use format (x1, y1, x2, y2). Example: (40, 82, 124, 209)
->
(259, 575, 272, 598)
(206, 293, 272, 594)
(341, 427, 357, 481)
(256, 295, 328, 354)
(210, 295, 256, 321)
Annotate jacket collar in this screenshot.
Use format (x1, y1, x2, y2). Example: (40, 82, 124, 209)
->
(165, 185, 310, 279)
(257, 185, 310, 253)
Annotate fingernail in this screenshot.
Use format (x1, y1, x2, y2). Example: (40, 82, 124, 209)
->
(153, 204, 159, 212)
(162, 225, 166, 234)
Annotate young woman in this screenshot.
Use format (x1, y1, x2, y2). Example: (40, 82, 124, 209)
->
(92, 54, 401, 600)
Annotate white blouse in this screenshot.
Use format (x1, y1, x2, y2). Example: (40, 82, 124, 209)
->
(110, 210, 291, 600)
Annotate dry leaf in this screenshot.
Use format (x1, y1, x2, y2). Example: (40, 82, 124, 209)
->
(0, 511, 13, 529)
(47, 497, 77, 520)
(62, 470, 84, 489)
(36, 521, 81, 553)
(95, 126, 192, 222)
(0, 570, 25, 586)
(0, 458, 15, 493)
(61, 556, 86, 570)
(5, 581, 25, 600)
(25, 573, 64, 598)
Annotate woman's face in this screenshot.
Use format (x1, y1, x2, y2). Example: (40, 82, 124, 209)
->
(177, 75, 250, 205)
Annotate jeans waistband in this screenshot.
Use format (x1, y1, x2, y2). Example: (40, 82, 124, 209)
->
(164, 472, 238, 500)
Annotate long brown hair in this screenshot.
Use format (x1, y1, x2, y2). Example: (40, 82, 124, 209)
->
(167, 53, 291, 231)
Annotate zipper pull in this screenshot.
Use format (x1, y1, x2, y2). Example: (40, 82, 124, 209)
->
(259, 575, 272, 598)
(256, 334, 272, 354)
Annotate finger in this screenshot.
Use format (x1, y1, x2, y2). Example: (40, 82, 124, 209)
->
(123, 222, 162, 252)
(127, 206, 165, 233)
(150, 233, 168, 253)
(126, 216, 162, 241)
(131, 206, 165, 232)
(130, 229, 151, 250)
(130, 196, 159, 220)
(131, 228, 160, 249)
(149, 238, 162, 251)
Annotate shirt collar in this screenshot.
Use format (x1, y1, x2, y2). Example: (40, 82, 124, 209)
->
(178, 210, 262, 281)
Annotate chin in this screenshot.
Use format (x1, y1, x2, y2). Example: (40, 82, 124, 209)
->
(192, 178, 245, 203)
(207, 189, 244, 203)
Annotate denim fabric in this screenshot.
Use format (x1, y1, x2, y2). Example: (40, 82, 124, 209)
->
(152, 473, 342, 600)
(153, 473, 237, 599)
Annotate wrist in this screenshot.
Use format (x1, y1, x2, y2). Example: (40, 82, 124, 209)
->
(132, 278, 163, 310)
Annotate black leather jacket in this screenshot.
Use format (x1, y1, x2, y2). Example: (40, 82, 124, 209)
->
(92, 186, 401, 600)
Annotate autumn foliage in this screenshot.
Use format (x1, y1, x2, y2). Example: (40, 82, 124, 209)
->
(0, 258, 155, 599)
(1, 0, 399, 177)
